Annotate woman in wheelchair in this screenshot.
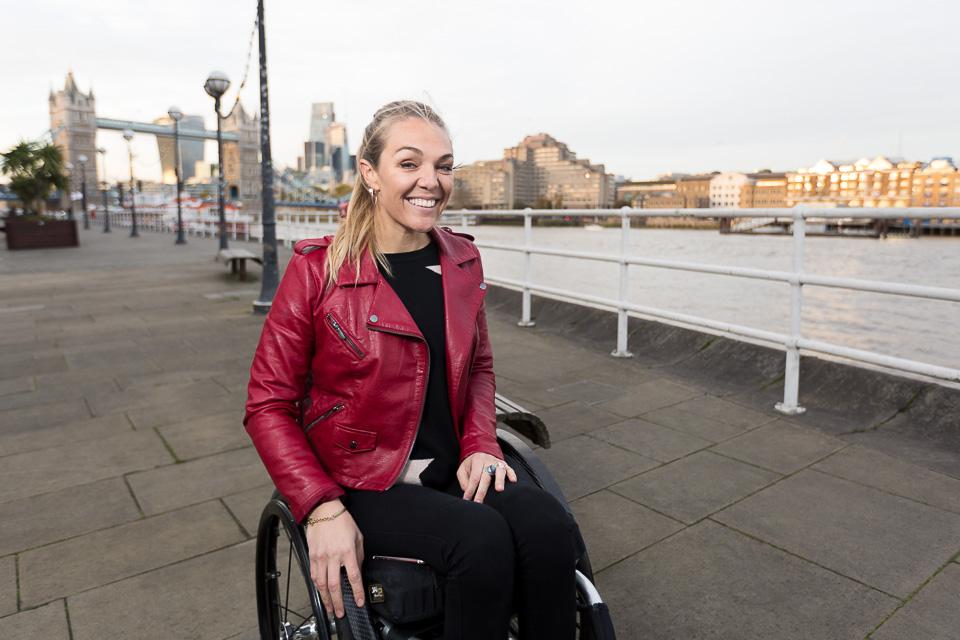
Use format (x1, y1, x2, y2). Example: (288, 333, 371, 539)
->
(245, 101, 588, 639)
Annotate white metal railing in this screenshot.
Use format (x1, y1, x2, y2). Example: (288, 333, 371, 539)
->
(89, 203, 960, 414)
(451, 207, 960, 415)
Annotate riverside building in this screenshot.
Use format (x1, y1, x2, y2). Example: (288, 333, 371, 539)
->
(451, 134, 614, 209)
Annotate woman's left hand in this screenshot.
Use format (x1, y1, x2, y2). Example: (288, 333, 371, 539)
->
(457, 453, 518, 503)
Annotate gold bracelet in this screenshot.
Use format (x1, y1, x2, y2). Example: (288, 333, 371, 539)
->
(305, 505, 347, 526)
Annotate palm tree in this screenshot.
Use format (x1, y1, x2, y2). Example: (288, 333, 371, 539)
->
(1, 140, 68, 215)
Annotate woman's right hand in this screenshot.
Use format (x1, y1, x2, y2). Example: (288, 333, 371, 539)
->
(304, 499, 365, 618)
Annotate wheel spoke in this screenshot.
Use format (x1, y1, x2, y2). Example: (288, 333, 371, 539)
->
(284, 531, 294, 617)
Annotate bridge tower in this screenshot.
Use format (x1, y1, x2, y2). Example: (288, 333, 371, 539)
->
(222, 103, 262, 215)
(49, 71, 99, 208)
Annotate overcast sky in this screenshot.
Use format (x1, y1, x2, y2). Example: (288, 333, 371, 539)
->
(3, 0, 958, 184)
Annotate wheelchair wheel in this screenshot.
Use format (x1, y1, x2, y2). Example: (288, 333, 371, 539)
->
(256, 495, 333, 640)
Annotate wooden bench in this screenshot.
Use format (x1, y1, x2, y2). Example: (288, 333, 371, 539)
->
(215, 249, 263, 280)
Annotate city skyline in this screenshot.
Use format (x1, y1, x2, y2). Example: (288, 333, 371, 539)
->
(2, 0, 958, 185)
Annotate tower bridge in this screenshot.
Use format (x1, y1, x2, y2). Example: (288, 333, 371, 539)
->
(49, 71, 260, 211)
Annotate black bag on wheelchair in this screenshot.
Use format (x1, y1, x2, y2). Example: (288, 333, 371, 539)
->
(363, 556, 443, 625)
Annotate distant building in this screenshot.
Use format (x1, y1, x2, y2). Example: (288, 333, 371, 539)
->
(743, 172, 789, 208)
(298, 103, 352, 185)
(910, 157, 959, 208)
(677, 175, 713, 208)
(154, 114, 204, 183)
(49, 71, 98, 207)
(710, 172, 750, 208)
(786, 156, 921, 208)
(615, 179, 681, 208)
(451, 133, 614, 209)
(309, 102, 335, 143)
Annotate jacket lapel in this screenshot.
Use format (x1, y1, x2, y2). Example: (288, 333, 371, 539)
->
(434, 230, 486, 425)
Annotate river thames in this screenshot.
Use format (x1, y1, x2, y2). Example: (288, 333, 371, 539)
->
(464, 225, 959, 372)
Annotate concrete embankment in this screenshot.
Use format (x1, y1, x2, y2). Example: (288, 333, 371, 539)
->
(485, 285, 960, 478)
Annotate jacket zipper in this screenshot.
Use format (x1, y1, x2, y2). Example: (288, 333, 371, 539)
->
(325, 313, 365, 358)
(303, 402, 344, 434)
(368, 325, 429, 484)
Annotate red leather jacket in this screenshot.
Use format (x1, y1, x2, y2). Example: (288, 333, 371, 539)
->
(244, 226, 503, 523)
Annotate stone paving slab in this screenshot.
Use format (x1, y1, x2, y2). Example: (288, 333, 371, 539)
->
(0, 430, 173, 504)
(85, 378, 229, 417)
(126, 446, 269, 516)
(0, 376, 34, 397)
(67, 541, 257, 640)
(870, 563, 960, 639)
(126, 392, 242, 431)
(0, 412, 132, 458)
(593, 418, 713, 463)
(0, 600, 69, 639)
(597, 378, 703, 417)
(535, 435, 660, 501)
(611, 450, 780, 524)
(597, 520, 897, 639)
(0, 477, 141, 557)
(639, 404, 756, 442)
(522, 400, 624, 442)
(0, 397, 90, 432)
(0, 371, 117, 413)
(0, 352, 68, 380)
(19, 501, 244, 607)
(0, 556, 15, 617)
(813, 445, 960, 515)
(222, 484, 277, 539)
(712, 419, 848, 474)
(157, 410, 249, 461)
(570, 490, 683, 572)
(667, 394, 776, 429)
(715, 470, 960, 597)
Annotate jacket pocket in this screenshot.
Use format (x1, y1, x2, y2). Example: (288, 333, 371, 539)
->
(303, 401, 345, 434)
(333, 424, 378, 453)
(325, 312, 366, 359)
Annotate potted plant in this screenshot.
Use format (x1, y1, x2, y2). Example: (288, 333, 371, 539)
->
(1, 140, 77, 249)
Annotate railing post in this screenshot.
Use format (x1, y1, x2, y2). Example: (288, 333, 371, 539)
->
(776, 209, 807, 415)
(461, 210, 469, 233)
(612, 206, 634, 357)
(518, 208, 536, 327)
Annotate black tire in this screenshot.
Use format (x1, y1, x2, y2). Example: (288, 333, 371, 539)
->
(256, 495, 333, 640)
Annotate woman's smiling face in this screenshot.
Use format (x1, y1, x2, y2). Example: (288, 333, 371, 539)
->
(361, 117, 454, 247)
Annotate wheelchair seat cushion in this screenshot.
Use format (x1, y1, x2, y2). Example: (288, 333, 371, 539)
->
(363, 556, 443, 625)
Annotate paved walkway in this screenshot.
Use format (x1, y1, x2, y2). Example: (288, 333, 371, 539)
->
(1, 226, 959, 639)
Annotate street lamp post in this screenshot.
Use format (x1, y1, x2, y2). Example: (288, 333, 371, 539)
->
(78, 154, 89, 230)
(204, 71, 230, 251)
(168, 106, 187, 245)
(97, 147, 111, 233)
(122, 129, 139, 237)
(64, 162, 74, 220)
(254, 0, 280, 314)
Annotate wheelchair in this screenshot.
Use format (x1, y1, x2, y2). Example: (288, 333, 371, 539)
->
(254, 394, 617, 639)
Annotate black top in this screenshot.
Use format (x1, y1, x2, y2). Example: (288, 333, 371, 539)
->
(379, 240, 459, 488)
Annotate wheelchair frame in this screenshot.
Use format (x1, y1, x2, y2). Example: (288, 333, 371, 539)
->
(254, 398, 617, 640)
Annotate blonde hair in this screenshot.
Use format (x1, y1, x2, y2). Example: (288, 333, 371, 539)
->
(325, 100, 449, 286)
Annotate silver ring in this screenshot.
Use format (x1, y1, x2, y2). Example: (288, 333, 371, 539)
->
(485, 464, 497, 476)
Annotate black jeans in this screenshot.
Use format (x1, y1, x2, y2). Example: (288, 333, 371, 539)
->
(343, 478, 579, 640)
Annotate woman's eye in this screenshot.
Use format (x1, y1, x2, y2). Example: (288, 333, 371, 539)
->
(400, 161, 417, 169)
(438, 165, 454, 173)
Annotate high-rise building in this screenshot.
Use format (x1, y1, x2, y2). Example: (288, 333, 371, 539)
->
(452, 134, 614, 209)
(297, 103, 351, 185)
(155, 114, 204, 183)
(309, 102, 335, 143)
